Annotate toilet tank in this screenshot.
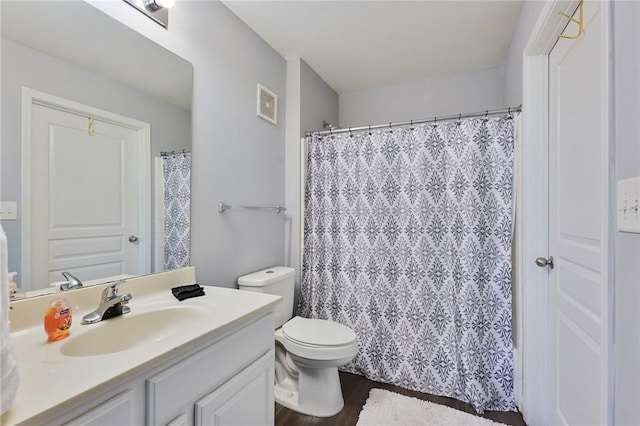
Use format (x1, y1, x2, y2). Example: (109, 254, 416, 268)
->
(237, 266, 295, 328)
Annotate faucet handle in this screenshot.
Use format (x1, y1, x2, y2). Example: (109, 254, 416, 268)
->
(102, 280, 125, 299)
(120, 293, 133, 315)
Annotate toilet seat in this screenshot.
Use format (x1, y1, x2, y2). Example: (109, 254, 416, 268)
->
(276, 317, 358, 361)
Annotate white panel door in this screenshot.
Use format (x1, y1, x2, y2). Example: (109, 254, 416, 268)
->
(548, 1, 611, 425)
(30, 103, 140, 289)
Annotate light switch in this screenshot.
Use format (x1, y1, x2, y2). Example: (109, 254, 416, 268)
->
(617, 177, 640, 233)
(0, 202, 18, 220)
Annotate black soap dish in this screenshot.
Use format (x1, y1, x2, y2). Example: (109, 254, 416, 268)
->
(171, 284, 205, 301)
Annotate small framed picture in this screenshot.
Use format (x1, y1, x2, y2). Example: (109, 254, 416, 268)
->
(257, 83, 277, 125)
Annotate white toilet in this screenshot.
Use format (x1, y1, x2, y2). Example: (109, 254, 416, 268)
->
(237, 266, 358, 417)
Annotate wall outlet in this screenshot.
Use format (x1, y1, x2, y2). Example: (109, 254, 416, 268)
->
(617, 177, 640, 233)
(0, 201, 18, 220)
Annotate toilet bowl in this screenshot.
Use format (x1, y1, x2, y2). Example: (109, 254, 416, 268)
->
(237, 267, 358, 417)
(274, 316, 358, 416)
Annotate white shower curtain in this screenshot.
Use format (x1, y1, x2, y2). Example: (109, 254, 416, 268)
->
(0, 225, 19, 414)
(298, 115, 517, 412)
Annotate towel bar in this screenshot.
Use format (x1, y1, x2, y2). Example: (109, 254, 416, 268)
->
(218, 201, 286, 214)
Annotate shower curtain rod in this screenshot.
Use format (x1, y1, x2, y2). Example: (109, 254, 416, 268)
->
(160, 149, 191, 156)
(305, 105, 522, 137)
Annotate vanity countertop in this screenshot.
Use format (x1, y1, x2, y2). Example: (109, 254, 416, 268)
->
(1, 268, 280, 425)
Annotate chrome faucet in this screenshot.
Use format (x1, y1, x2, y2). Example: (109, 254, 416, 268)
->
(81, 281, 132, 325)
(60, 271, 83, 291)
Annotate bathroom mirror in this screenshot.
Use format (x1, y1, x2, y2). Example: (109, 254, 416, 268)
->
(1, 1, 193, 295)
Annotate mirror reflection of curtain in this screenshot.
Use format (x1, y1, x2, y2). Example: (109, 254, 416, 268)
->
(163, 152, 191, 270)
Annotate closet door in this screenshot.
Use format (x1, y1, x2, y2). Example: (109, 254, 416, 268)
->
(547, 1, 612, 425)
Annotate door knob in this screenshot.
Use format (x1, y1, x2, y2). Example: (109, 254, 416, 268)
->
(129, 235, 139, 243)
(535, 256, 554, 269)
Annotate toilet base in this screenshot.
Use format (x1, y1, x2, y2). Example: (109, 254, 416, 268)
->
(274, 365, 344, 417)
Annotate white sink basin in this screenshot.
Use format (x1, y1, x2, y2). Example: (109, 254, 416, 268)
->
(61, 305, 206, 357)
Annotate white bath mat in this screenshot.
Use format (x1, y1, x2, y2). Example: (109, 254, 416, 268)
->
(356, 388, 505, 426)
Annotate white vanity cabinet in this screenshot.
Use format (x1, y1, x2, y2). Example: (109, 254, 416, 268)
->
(146, 314, 274, 425)
(49, 313, 274, 426)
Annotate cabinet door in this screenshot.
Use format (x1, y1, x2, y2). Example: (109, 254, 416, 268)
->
(195, 351, 274, 426)
(147, 316, 273, 425)
(65, 390, 134, 426)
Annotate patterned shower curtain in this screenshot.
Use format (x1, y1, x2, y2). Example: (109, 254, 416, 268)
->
(298, 115, 516, 412)
(163, 152, 191, 270)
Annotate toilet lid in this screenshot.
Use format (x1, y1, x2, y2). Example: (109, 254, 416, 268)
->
(282, 317, 356, 347)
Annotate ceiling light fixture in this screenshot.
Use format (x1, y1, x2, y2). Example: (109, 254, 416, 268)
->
(143, 0, 175, 12)
(123, 0, 173, 28)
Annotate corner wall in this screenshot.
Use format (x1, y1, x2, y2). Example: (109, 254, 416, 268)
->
(612, 2, 640, 424)
(178, 2, 287, 287)
(503, 1, 546, 106)
(338, 67, 504, 128)
(300, 60, 339, 135)
(284, 57, 339, 306)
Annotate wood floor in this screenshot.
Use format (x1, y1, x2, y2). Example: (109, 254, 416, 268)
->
(275, 372, 527, 426)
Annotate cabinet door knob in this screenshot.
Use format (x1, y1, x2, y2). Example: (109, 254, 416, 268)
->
(129, 235, 139, 243)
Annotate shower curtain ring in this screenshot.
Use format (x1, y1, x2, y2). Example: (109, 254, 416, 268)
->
(349, 127, 353, 137)
(508, 107, 511, 114)
(368, 124, 372, 135)
(389, 122, 393, 132)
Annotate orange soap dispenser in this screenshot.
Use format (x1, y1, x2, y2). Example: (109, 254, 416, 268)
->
(44, 283, 72, 342)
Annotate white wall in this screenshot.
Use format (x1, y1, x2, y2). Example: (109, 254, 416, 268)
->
(612, 2, 640, 424)
(0, 37, 191, 285)
(284, 57, 302, 307)
(338, 66, 504, 128)
(91, 1, 288, 288)
(300, 59, 339, 135)
(174, 2, 287, 287)
(284, 58, 338, 308)
(503, 0, 546, 106)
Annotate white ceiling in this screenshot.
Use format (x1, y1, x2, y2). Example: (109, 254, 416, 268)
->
(222, 0, 524, 93)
